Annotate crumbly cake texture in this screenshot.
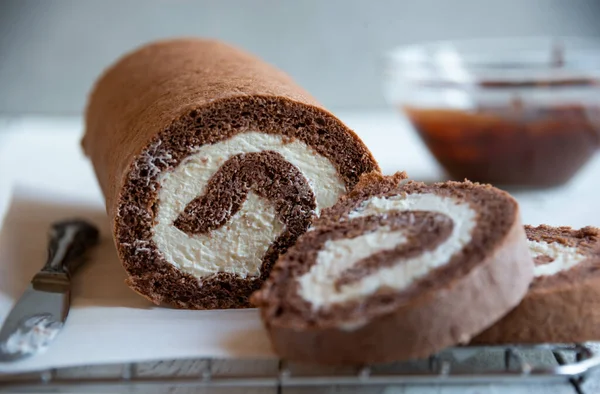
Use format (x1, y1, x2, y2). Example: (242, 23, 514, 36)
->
(253, 172, 534, 364)
(473, 225, 600, 344)
(82, 38, 379, 309)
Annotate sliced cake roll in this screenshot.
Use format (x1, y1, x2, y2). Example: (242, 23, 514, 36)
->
(253, 173, 534, 364)
(82, 38, 379, 309)
(473, 225, 600, 344)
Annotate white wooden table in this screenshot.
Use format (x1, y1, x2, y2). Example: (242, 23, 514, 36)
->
(0, 111, 599, 393)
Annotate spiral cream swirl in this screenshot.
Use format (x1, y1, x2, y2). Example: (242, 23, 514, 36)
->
(152, 131, 346, 280)
(528, 240, 586, 277)
(298, 193, 477, 308)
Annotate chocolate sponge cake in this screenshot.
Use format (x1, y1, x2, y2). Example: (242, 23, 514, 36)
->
(252, 173, 534, 364)
(473, 225, 600, 344)
(82, 38, 379, 309)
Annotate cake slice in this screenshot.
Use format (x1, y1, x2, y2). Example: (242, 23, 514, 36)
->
(473, 224, 600, 344)
(252, 172, 534, 364)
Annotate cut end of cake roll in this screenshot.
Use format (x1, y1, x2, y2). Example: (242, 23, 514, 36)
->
(82, 38, 379, 309)
(472, 224, 600, 345)
(253, 172, 534, 365)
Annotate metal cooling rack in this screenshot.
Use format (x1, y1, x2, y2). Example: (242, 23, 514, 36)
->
(1, 343, 599, 392)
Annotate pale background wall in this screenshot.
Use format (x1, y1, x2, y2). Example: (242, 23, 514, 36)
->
(1, 0, 600, 114)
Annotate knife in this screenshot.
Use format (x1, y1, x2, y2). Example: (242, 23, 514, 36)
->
(0, 219, 99, 362)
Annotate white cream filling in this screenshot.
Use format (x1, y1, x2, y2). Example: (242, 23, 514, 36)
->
(529, 240, 587, 277)
(152, 131, 346, 279)
(298, 193, 477, 308)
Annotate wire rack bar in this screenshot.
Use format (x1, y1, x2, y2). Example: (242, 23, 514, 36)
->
(1, 343, 599, 390)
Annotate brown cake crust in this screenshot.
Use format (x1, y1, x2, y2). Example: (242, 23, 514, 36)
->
(82, 38, 379, 309)
(253, 172, 534, 364)
(472, 225, 600, 344)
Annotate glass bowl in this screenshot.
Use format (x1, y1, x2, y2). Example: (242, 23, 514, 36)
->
(384, 37, 600, 188)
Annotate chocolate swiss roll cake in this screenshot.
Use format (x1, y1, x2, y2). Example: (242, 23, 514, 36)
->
(253, 172, 534, 364)
(82, 38, 379, 309)
(473, 225, 600, 344)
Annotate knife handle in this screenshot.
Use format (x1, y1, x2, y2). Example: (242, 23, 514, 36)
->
(42, 219, 100, 276)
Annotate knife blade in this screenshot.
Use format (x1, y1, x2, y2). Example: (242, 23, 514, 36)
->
(0, 219, 99, 362)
